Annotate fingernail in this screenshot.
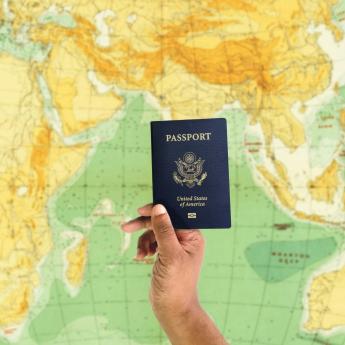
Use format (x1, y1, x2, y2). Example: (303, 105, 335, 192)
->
(153, 204, 166, 216)
(120, 223, 131, 233)
(138, 204, 149, 211)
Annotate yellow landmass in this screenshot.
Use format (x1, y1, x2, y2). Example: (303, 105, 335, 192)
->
(0, 53, 91, 329)
(257, 165, 297, 210)
(274, 159, 290, 183)
(153, 60, 229, 118)
(42, 38, 123, 136)
(293, 211, 325, 224)
(0, 285, 33, 326)
(340, 109, 345, 129)
(305, 265, 345, 331)
(207, 0, 256, 12)
(308, 160, 340, 203)
(65, 238, 88, 288)
(22, 0, 335, 152)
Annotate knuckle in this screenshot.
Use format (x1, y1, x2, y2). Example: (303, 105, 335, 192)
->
(156, 218, 173, 235)
(192, 230, 205, 246)
(159, 224, 172, 234)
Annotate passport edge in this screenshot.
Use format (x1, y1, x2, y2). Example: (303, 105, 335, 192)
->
(150, 117, 231, 230)
(150, 117, 227, 125)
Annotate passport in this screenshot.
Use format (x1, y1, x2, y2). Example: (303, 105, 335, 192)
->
(150, 118, 231, 229)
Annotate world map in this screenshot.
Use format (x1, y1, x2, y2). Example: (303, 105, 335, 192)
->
(0, 1, 345, 344)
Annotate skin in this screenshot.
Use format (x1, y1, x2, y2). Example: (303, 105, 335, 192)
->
(121, 203, 229, 345)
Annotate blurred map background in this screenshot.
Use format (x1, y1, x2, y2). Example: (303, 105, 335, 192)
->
(0, 1, 345, 344)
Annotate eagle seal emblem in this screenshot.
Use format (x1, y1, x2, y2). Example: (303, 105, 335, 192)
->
(173, 152, 207, 188)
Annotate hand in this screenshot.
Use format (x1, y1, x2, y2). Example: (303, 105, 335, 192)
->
(121, 203, 205, 319)
(121, 203, 229, 345)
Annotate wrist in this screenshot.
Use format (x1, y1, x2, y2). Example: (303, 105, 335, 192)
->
(153, 296, 203, 328)
(152, 296, 229, 345)
(153, 300, 225, 345)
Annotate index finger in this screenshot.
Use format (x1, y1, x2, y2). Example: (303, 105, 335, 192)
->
(137, 203, 153, 216)
(121, 216, 152, 233)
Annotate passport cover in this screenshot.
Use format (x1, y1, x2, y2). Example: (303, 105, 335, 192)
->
(150, 118, 231, 229)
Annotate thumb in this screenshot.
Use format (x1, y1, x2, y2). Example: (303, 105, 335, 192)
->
(151, 204, 181, 257)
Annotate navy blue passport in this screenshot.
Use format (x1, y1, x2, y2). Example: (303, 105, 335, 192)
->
(150, 118, 231, 229)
